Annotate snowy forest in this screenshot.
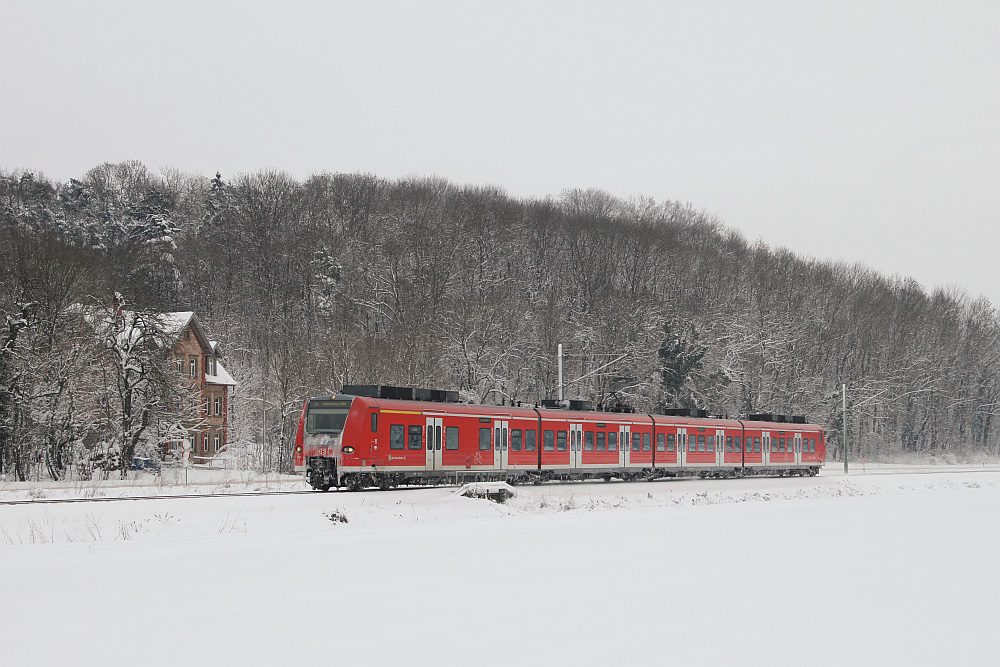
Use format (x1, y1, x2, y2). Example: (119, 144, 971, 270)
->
(3, 161, 1000, 480)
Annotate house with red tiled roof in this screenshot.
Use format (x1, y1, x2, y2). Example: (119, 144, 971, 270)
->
(162, 312, 238, 461)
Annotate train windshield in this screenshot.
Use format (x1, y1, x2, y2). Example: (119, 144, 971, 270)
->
(306, 399, 353, 434)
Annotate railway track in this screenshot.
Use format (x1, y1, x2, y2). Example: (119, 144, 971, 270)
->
(2, 466, 999, 506)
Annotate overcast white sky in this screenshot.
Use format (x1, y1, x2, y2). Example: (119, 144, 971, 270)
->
(2, 1, 998, 304)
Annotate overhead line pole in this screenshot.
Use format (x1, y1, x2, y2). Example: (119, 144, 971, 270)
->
(843, 383, 848, 475)
(558, 344, 564, 402)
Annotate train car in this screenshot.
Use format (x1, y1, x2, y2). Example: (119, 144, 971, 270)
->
(293, 386, 826, 491)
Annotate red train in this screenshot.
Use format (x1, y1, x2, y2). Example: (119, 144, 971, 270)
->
(293, 386, 826, 491)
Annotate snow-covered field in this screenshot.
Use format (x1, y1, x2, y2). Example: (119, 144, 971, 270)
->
(3, 466, 999, 665)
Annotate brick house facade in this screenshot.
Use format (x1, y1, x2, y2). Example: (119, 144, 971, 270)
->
(163, 312, 238, 462)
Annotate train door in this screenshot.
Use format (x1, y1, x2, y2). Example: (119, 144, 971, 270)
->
(715, 429, 725, 466)
(793, 432, 802, 465)
(619, 424, 630, 469)
(761, 431, 770, 467)
(677, 428, 687, 467)
(569, 423, 583, 469)
(425, 417, 442, 470)
(495, 420, 509, 470)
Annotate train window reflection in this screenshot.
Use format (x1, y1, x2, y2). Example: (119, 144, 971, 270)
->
(408, 425, 422, 450)
(446, 426, 459, 450)
(306, 409, 349, 434)
(390, 424, 404, 450)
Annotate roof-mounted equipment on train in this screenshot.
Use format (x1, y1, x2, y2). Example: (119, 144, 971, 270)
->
(747, 413, 807, 424)
(541, 399, 594, 411)
(341, 385, 460, 403)
(662, 408, 709, 418)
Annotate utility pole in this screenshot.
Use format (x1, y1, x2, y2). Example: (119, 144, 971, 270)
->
(558, 344, 564, 402)
(843, 383, 848, 474)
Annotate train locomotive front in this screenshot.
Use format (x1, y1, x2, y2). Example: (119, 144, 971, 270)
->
(294, 395, 361, 491)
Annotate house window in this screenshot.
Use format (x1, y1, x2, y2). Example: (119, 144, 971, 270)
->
(203, 433, 208, 454)
(213, 433, 220, 453)
(189, 357, 197, 378)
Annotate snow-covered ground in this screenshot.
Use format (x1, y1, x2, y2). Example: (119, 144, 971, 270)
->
(3, 466, 999, 665)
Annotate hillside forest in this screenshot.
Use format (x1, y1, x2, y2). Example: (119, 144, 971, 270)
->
(3, 161, 999, 480)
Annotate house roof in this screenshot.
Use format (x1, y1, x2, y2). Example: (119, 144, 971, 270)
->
(161, 311, 212, 353)
(206, 360, 238, 387)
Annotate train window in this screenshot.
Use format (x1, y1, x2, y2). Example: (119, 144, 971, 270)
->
(642, 433, 650, 451)
(608, 431, 618, 451)
(656, 433, 665, 452)
(445, 426, 459, 450)
(812, 438, 817, 453)
(596, 432, 606, 451)
(478, 428, 491, 450)
(779, 437, 785, 453)
(734, 436, 741, 453)
(697, 435, 705, 452)
(371, 412, 378, 433)
(306, 408, 349, 434)
(688, 434, 696, 452)
(667, 434, 675, 452)
(495, 427, 501, 451)
(631, 433, 640, 452)
(390, 424, 405, 450)
(707, 435, 714, 452)
(544, 430, 555, 451)
(584, 431, 594, 451)
(557, 431, 567, 451)
(526, 430, 536, 451)
(726, 436, 733, 453)
(754, 437, 761, 453)
(408, 425, 422, 450)
(511, 429, 522, 451)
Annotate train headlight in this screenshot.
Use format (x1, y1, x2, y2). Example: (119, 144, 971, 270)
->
(342, 446, 355, 454)
(295, 445, 302, 453)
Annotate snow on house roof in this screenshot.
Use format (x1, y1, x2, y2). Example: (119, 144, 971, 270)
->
(206, 360, 238, 387)
(161, 311, 212, 352)
(160, 311, 194, 335)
